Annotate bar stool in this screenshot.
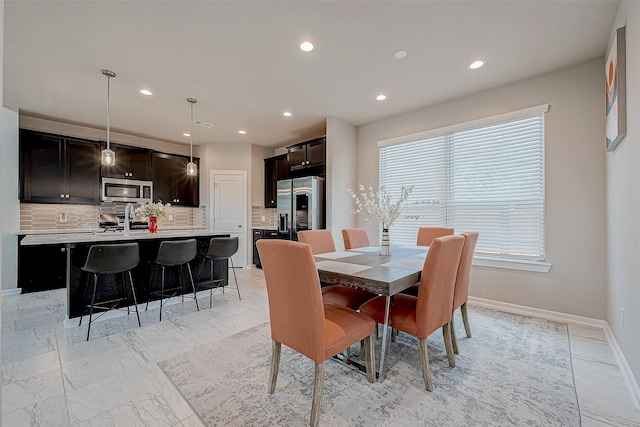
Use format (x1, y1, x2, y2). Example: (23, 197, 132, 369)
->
(147, 239, 199, 321)
(202, 237, 241, 304)
(80, 242, 141, 341)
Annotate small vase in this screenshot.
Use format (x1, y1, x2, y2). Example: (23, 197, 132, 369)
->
(149, 216, 158, 233)
(380, 228, 391, 256)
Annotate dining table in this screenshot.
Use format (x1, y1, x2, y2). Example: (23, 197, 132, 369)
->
(313, 245, 428, 381)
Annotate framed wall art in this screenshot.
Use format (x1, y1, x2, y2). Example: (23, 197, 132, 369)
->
(605, 26, 626, 152)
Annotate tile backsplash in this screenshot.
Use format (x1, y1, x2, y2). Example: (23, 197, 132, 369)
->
(20, 203, 206, 230)
(251, 206, 277, 228)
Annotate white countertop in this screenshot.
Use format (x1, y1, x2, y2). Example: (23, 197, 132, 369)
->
(20, 228, 217, 246)
(252, 226, 277, 230)
(17, 226, 207, 235)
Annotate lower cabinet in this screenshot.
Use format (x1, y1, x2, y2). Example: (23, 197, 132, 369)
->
(253, 229, 279, 268)
(18, 238, 67, 293)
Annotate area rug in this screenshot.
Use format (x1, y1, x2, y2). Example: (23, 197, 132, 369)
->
(159, 306, 580, 426)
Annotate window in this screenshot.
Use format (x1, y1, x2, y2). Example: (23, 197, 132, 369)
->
(379, 104, 548, 263)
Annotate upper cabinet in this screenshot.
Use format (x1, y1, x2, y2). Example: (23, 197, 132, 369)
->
(152, 152, 199, 207)
(101, 144, 152, 180)
(264, 153, 289, 208)
(287, 136, 326, 177)
(20, 129, 101, 204)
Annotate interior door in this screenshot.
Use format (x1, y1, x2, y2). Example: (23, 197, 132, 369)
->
(211, 171, 247, 268)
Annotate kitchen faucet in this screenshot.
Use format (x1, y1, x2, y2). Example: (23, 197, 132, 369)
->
(124, 203, 134, 237)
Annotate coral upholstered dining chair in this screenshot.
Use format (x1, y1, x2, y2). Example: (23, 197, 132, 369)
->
(297, 230, 336, 254)
(256, 239, 376, 427)
(360, 234, 465, 392)
(416, 227, 454, 247)
(298, 229, 375, 310)
(341, 228, 370, 250)
(450, 232, 479, 354)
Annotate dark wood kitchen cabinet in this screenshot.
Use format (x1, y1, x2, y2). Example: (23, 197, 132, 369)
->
(264, 153, 288, 208)
(287, 136, 325, 177)
(152, 152, 199, 207)
(18, 237, 67, 293)
(101, 143, 152, 180)
(20, 129, 101, 204)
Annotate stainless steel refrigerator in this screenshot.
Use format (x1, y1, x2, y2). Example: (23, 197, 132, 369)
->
(277, 176, 325, 240)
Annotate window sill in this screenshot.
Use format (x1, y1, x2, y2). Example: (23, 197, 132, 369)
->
(472, 256, 552, 273)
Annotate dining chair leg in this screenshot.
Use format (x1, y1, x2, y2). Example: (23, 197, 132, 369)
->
(391, 328, 398, 342)
(268, 340, 281, 394)
(187, 263, 199, 312)
(461, 302, 472, 338)
(229, 256, 241, 300)
(417, 337, 433, 392)
(310, 362, 325, 427)
(127, 271, 141, 327)
(160, 266, 165, 321)
(442, 323, 456, 368)
(364, 334, 376, 383)
(451, 315, 460, 355)
(86, 274, 98, 341)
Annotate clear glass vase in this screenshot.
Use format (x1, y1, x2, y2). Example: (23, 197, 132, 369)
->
(380, 228, 391, 255)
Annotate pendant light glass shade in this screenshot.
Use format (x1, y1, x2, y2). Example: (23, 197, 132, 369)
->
(101, 69, 116, 166)
(187, 98, 198, 176)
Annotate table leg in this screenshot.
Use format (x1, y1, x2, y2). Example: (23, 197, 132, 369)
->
(378, 295, 392, 381)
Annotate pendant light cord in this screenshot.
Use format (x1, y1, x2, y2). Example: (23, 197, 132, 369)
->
(106, 75, 111, 150)
(190, 101, 193, 162)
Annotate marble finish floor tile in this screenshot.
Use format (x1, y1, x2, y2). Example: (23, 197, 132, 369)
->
(2, 267, 639, 426)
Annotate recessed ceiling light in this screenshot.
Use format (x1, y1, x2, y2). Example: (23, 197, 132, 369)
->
(183, 133, 190, 137)
(468, 60, 485, 70)
(139, 89, 152, 96)
(299, 41, 314, 52)
(393, 50, 408, 60)
(376, 94, 387, 101)
(283, 112, 292, 117)
(238, 130, 247, 134)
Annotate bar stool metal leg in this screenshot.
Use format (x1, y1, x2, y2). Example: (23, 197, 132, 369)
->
(127, 270, 141, 327)
(229, 256, 241, 300)
(87, 273, 98, 341)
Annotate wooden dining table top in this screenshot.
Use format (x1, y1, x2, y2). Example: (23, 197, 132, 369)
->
(313, 245, 428, 296)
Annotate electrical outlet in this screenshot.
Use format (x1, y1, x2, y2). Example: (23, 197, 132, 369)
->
(261, 215, 266, 222)
(59, 213, 68, 223)
(168, 214, 174, 221)
(621, 307, 625, 326)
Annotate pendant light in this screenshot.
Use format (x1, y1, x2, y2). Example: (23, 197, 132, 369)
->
(101, 69, 116, 166)
(186, 98, 198, 176)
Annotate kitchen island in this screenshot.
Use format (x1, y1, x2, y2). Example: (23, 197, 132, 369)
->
(20, 229, 230, 319)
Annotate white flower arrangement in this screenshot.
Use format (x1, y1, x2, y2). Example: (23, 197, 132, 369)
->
(135, 201, 171, 218)
(348, 184, 414, 230)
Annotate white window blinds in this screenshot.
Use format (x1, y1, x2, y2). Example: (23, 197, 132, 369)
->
(379, 106, 547, 261)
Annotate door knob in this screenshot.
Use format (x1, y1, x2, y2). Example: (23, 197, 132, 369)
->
(238, 225, 242, 228)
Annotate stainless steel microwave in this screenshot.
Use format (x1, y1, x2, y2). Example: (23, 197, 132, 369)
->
(101, 177, 153, 203)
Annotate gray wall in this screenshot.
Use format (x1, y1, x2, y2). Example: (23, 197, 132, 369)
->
(607, 0, 640, 389)
(357, 59, 607, 320)
(1, 108, 19, 290)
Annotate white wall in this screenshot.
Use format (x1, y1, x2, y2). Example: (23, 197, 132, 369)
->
(357, 59, 607, 320)
(606, 0, 640, 389)
(1, 108, 19, 291)
(326, 117, 357, 249)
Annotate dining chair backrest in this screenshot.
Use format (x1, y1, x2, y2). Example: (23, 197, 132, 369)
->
(83, 242, 140, 274)
(416, 227, 454, 247)
(256, 239, 326, 362)
(207, 237, 239, 260)
(297, 230, 336, 255)
(415, 234, 465, 339)
(341, 228, 370, 250)
(452, 232, 478, 312)
(155, 239, 197, 266)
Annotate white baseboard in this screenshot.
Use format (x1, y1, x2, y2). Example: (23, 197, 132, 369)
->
(2, 288, 22, 297)
(468, 296, 640, 410)
(603, 322, 640, 410)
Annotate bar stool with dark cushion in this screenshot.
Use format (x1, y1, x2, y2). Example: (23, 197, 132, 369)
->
(202, 237, 241, 304)
(147, 239, 199, 321)
(80, 242, 141, 341)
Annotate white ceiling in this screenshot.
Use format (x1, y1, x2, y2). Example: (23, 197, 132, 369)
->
(4, 1, 618, 149)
